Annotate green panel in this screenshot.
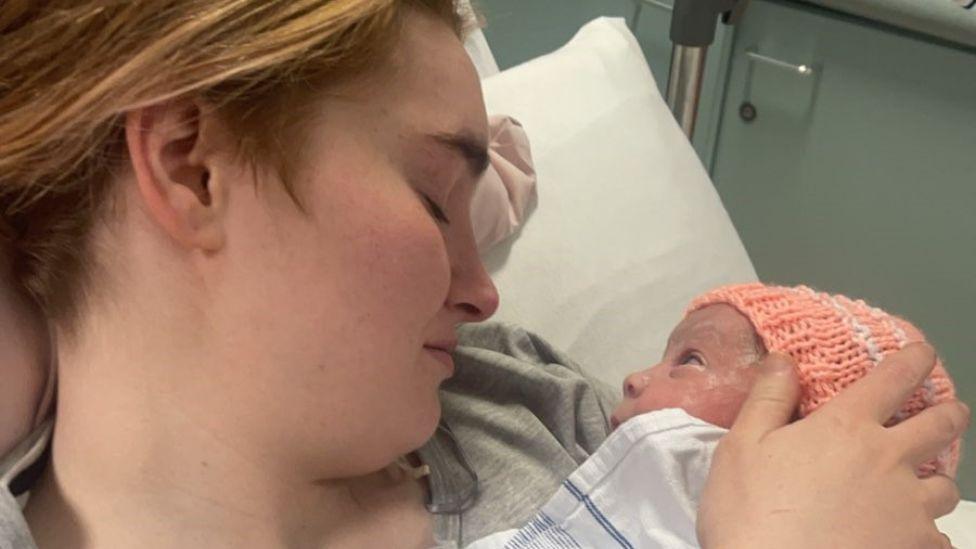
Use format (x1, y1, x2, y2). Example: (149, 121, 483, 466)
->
(477, 0, 735, 169)
(476, 0, 635, 70)
(713, 0, 976, 496)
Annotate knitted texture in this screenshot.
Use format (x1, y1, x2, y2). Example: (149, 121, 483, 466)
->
(688, 283, 960, 477)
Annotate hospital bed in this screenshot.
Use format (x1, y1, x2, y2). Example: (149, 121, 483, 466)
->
(463, 14, 976, 547)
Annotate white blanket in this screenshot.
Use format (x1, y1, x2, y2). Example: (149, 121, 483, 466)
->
(466, 408, 724, 549)
(465, 408, 976, 549)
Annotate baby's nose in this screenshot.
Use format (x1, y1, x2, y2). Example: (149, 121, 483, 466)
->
(622, 371, 650, 399)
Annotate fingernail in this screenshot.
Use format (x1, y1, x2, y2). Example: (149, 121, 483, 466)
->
(905, 341, 936, 358)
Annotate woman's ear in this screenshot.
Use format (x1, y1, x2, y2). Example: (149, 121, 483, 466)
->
(125, 99, 227, 251)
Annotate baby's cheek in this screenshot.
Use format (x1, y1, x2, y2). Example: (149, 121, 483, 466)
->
(686, 382, 754, 428)
(632, 382, 694, 414)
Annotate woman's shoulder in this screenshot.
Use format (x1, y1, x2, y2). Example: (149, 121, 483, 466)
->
(0, 420, 49, 549)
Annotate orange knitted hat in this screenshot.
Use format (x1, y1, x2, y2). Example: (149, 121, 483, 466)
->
(688, 282, 960, 477)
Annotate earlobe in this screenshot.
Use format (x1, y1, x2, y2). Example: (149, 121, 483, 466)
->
(125, 99, 226, 252)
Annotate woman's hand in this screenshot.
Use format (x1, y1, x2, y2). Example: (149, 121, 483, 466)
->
(697, 344, 970, 549)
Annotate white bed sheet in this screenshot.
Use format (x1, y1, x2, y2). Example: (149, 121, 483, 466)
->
(479, 18, 757, 391)
(937, 500, 976, 548)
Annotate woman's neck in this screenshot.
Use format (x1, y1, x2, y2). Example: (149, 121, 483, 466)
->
(23, 324, 433, 549)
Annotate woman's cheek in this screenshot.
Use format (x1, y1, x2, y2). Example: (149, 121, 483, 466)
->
(388, 215, 452, 316)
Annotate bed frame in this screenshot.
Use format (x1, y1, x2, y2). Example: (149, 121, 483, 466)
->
(632, 0, 749, 138)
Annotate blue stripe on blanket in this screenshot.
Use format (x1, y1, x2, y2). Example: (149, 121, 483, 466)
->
(562, 480, 635, 549)
(503, 512, 582, 548)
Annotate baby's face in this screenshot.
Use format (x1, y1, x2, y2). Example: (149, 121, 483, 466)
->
(610, 304, 764, 430)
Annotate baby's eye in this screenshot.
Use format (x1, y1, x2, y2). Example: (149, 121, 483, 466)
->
(678, 351, 705, 367)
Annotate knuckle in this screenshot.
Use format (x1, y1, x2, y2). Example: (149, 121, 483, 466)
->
(936, 404, 967, 438)
(886, 344, 934, 381)
(959, 401, 972, 430)
(936, 412, 960, 440)
(922, 476, 960, 518)
(887, 358, 923, 388)
(943, 480, 961, 507)
(750, 392, 792, 412)
(822, 409, 859, 437)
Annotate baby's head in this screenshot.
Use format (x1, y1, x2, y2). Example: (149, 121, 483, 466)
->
(611, 283, 961, 476)
(611, 302, 764, 431)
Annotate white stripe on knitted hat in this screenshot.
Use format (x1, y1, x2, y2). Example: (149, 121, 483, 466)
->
(802, 289, 930, 424)
(866, 305, 937, 415)
(805, 289, 883, 365)
(869, 305, 908, 348)
(871, 306, 936, 407)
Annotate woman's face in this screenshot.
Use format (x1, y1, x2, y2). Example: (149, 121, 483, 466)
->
(206, 12, 497, 477)
(610, 305, 763, 429)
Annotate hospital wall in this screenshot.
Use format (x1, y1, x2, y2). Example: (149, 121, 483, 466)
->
(478, 0, 976, 498)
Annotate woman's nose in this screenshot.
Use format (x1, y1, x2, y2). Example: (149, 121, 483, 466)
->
(448, 251, 499, 323)
(623, 370, 651, 399)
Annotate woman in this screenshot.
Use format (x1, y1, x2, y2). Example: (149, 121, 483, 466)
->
(0, 1, 967, 547)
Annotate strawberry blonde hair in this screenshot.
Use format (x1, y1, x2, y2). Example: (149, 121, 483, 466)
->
(0, 0, 463, 327)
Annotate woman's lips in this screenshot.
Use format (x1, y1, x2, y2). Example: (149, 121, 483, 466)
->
(424, 346, 455, 374)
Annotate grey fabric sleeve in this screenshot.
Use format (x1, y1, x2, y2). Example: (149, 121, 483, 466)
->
(0, 491, 34, 549)
(421, 322, 621, 546)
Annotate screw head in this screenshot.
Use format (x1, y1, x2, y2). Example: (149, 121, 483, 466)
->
(739, 101, 757, 123)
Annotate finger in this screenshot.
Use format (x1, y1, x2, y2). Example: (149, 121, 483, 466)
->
(728, 353, 800, 443)
(891, 401, 970, 466)
(918, 474, 961, 518)
(938, 532, 953, 549)
(829, 343, 936, 423)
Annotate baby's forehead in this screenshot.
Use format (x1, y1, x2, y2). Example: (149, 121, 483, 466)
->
(668, 304, 759, 351)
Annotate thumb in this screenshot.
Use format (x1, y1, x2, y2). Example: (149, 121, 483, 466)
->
(730, 353, 801, 443)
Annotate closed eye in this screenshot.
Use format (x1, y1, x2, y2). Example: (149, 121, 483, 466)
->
(421, 194, 451, 225)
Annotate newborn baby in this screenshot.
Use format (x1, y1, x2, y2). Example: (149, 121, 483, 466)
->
(471, 283, 963, 549)
(612, 282, 961, 476)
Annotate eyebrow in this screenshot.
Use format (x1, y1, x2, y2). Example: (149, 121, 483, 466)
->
(666, 324, 714, 350)
(429, 132, 491, 178)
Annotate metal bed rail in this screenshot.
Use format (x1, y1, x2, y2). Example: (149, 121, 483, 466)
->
(632, 0, 750, 138)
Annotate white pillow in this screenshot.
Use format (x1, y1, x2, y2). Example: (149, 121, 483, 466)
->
(459, 0, 499, 79)
(480, 18, 757, 389)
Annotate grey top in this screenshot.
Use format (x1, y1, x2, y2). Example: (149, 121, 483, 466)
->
(425, 322, 618, 546)
(800, 0, 976, 48)
(0, 322, 618, 548)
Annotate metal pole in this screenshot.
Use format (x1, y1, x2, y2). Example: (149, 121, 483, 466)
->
(666, 45, 707, 138)
(664, 0, 748, 139)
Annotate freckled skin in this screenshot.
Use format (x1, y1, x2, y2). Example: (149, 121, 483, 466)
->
(611, 304, 765, 429)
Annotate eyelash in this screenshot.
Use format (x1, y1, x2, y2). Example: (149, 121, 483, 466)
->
(422, 194, 451, 225)
(678, 351, 705, 367)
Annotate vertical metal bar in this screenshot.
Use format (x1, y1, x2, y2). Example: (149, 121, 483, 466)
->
(666, 45, 708, 138)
